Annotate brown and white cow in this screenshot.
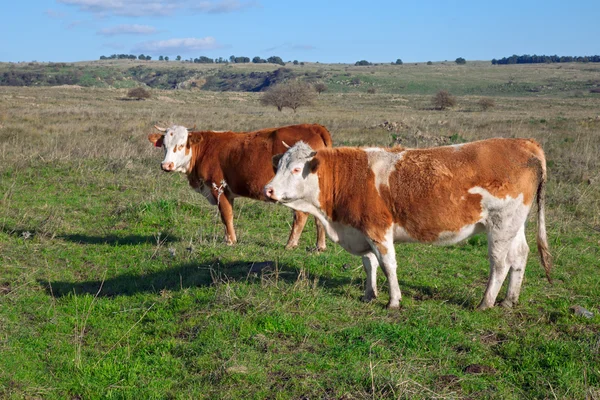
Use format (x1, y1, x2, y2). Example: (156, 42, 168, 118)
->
(264, 139, 552, 309)
(148, 124, 332, 249)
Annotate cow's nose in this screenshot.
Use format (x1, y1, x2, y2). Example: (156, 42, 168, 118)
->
(161, 162, 174, 172)
(264, 186, 276, 200)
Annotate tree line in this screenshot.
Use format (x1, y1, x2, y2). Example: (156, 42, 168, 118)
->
(99, 54, 286, 65)
(492, 54, 600, 65)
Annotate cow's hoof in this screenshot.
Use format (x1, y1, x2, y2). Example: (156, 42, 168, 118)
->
(386, 301, 400, 310)
(285, 243, 298, 250)
(500, 299, 515, 309)
(476, 302, 493, 311)
(306, 246, 325, 253)
(362, 293, 378, 303)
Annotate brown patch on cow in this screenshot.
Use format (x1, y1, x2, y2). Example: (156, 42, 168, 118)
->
(375, 242, 388, 255)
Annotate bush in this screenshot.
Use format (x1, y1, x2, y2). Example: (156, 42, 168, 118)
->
(432, 90, 456, 110)
(355, 60, 372, 66)
(478, 97, 496, 111)
(367, 87, 376, 94)
(455, 57, 466, 65)
(127, 87, 151, 100)
(590, 88, 600, 93)
(260, 80, 315, 112)
(350, 77, 361, 85)
(427, 61, 433, 65)
(314, 82, 327, 94)
(394, 59, 403, 65)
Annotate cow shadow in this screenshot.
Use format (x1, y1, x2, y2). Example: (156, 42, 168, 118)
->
(59, 233, 179, 246)
(41, 259, 352, 298)
(398, 279, 479, 309)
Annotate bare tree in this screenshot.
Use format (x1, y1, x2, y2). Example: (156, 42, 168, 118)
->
(261, 80, 315, 112)
(432, 90, 456, 110)
(314, 82, 327, 94)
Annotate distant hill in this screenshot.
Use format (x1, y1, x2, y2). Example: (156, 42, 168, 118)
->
(0, 61, 324, 91)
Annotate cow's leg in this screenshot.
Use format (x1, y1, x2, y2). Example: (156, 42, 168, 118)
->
(370, 236, 401, 309)
(500, 224, 529, 308)
(216, 194, 236, 245)
(285, 210, 308, 250)
(315, 217, 327, 252)
(361, 252, 379, 302)
(477, 227, 517, 310)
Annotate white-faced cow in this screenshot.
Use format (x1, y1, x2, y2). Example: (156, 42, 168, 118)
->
(148, 124, 332, 250)
(264, 139, 552, 310)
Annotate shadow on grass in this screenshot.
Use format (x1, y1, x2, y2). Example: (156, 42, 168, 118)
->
(41, 260, 352, 298)
(59, 233, 179, 246)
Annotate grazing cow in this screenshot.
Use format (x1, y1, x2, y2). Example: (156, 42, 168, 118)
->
(148, 124, 332, 249)
(264, 139, 552, 309)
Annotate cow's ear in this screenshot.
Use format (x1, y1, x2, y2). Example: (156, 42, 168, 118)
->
(309, 157, 320, 173)
(187, 133, 203, 146)
(148, 133, 164, 148)
(272, 153, 284, 171)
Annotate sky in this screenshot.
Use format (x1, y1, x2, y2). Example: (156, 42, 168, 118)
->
(1, 0, 599, 63)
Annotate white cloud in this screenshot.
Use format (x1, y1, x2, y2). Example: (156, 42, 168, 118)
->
(132, 37, 221, 54)
(98, 24, 157, 36)
(57, 0, 178, 17)
(58, 0, 260, 17)
(193, 0, 260, 14)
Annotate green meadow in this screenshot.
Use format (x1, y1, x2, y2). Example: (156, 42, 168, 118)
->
(1, 61, 599, 399)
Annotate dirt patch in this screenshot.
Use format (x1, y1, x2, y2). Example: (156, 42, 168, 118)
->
(464, 364, 497, 375)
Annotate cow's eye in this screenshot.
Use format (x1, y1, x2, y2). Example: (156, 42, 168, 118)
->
(292, 167, 301, 174)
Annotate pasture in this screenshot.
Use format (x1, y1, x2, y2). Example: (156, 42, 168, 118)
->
(1, 61, 599, 399)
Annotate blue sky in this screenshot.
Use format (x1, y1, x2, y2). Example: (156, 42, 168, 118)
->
(2, 0, 599, 63)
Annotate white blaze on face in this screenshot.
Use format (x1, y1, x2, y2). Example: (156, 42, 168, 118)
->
(160, 125, 192, 172)
(265, 141, 319, 204)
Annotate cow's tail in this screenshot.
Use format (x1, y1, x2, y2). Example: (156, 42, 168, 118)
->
(536, 152, 553, 283)
(317, 124, 333, 148)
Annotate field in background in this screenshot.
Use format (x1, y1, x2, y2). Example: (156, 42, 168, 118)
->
(1, 62, 599, 399)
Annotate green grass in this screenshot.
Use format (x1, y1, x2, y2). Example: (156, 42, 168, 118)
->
(1, 65, 600, 398)
(1, 157, 599, 399)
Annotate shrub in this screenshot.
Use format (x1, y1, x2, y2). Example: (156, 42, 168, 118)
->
(367, 87, 376, 94)
(350, 77, 361, 85)
(590, 88, 600, 93)
(455, 57, 466, 65)
(314, 82, 327, 94)
(260, 80, 315, 112)
(478, 97, 496, 111)
(355, 60, 372, 66)
(127, 87, 151, 100)
(427, 61, 433, 65)
(432, 90, 456, 110)
(395, 59, 403, 65)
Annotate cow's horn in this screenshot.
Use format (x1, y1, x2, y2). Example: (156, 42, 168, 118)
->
(154, 125, 167, 132)
(186, 124, 196, 131)
(282, 141, 291, 149)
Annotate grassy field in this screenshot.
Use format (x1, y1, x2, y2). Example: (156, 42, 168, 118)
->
(1, 62, 600, 399)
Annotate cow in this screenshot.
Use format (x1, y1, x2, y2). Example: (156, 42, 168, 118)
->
(148, 124, 332, 250)
(264, 138, 552, 310)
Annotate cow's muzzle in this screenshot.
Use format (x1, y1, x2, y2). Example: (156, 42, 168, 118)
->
(161, 162, 175, 172)
(264, 185, 279, 201)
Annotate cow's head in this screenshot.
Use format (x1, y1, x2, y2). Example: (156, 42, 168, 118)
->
(148, 125, 194, 173)
(264, 141, 319, 204)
